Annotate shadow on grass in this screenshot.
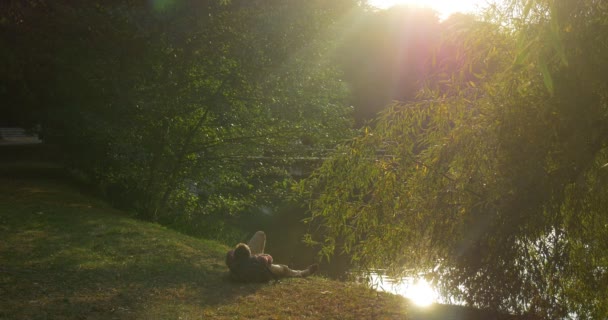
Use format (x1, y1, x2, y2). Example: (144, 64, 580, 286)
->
(0, 178, 265, 319)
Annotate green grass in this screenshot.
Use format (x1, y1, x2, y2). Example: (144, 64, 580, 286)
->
(0, 176, 416, 320)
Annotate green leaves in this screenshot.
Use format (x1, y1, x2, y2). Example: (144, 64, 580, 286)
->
(511, 0, 568, 96)
(5, 0, 359, 223)
(302, 0, 608, 317)
(539, 60, 554, 96)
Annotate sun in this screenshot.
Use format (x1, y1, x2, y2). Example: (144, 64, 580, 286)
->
(368, 0, 488, 19)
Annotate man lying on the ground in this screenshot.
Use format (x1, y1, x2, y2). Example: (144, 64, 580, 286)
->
(225, 231, 318, 282)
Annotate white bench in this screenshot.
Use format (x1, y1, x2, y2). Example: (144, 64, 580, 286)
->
(0, 127, 41, 144)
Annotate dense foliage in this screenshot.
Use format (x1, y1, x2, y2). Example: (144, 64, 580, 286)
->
(300, 0, 608, 318)
(1, 0, 357, 230)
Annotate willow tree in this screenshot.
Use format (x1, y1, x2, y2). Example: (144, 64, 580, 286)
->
(299, 0, 608, 318)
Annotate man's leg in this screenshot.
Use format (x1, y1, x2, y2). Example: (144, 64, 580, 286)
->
(247, 231, 266, 255)
(269, 263, 318, 278)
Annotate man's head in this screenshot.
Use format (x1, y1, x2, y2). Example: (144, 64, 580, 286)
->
(234, 243, 252, 260)
(226, 243, 253, 270)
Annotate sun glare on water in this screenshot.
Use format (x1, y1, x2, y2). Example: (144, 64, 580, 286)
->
(368, 0, 488, 18)
(403, 279, 438, 307)
(370, 273, 439, 307)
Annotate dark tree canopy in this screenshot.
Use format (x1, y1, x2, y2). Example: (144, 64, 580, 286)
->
(1, 0, 358, 229)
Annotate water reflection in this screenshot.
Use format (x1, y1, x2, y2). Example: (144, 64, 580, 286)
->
(367, 271, 439, 307)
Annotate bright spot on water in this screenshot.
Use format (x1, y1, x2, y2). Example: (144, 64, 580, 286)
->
(403, 279, 437, 307)
(369, 273, 438, 307)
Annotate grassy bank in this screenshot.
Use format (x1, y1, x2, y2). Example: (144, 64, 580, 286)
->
(0, 158, 524, 320)
(0, 174, 415, 319)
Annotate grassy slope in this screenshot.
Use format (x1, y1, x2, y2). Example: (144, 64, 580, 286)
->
(0, 175, 414, 320)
